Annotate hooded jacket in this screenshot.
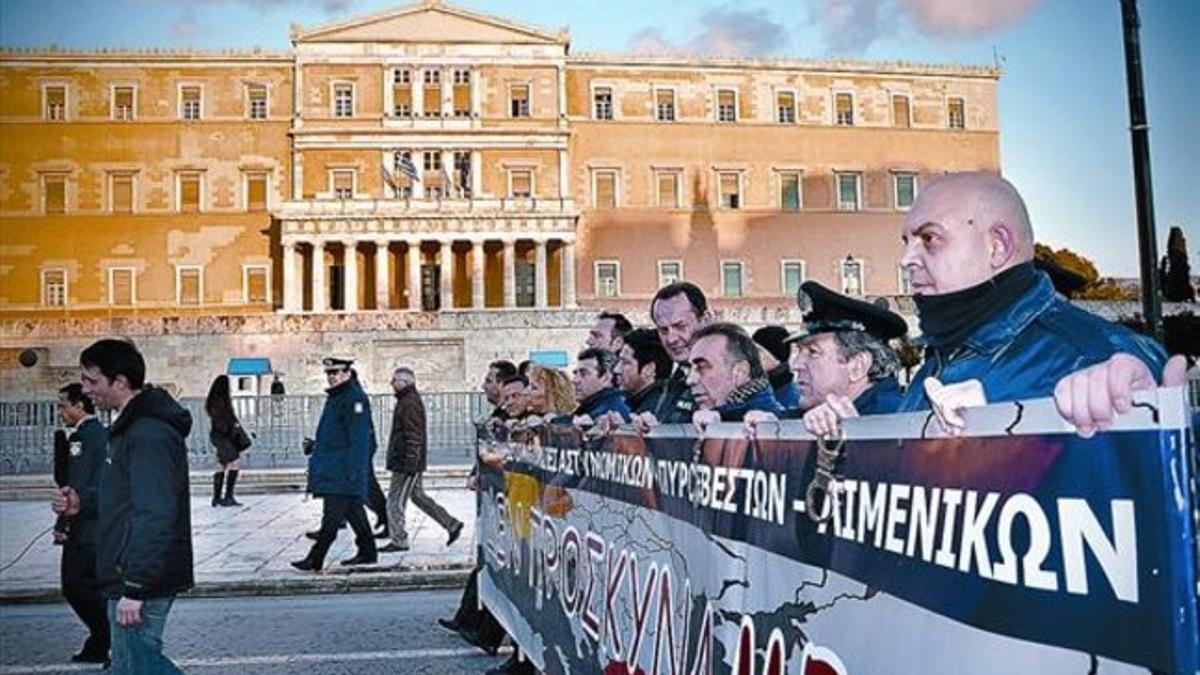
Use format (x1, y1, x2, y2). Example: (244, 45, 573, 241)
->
(307, 377, 373, 497)
(896, 273, 1168, 412)
(386, 386, 426, 474)
(97, 386, 194, 600)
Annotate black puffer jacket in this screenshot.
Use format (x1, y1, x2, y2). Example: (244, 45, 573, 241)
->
(97, 386, 194, 600)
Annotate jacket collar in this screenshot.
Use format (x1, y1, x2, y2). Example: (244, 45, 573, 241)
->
(715, 377, 772, 413)
(626, 380, 665, 410)
(924, 272, 1057, 357)
(575, 386, 622, 415)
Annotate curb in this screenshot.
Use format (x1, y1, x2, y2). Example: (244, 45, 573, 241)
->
(0, 466, 473, 501)
(0, 566, 471, 605)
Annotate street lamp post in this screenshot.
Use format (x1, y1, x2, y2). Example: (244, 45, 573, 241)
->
(1119, 0, 1163, 342)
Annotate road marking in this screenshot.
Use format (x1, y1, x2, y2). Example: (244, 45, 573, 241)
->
(0, 646, 506, 674)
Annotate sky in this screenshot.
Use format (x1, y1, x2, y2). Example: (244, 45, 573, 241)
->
(1, 0, 1196, 279)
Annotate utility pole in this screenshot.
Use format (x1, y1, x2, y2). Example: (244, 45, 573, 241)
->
(1119, 0, 1163, 341)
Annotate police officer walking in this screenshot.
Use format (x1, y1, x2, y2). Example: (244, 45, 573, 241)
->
(292, 357, 378, 571)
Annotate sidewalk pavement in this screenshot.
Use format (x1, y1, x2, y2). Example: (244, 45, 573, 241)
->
(0, 480, 479, 604)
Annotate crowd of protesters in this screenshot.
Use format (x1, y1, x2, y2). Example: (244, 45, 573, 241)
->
(41, 172, 1192, 674)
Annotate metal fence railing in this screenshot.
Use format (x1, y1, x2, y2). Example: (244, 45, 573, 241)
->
(0, 391, 490, 475)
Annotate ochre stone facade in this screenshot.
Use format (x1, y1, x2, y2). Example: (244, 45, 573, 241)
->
(0, 0, 999, 321)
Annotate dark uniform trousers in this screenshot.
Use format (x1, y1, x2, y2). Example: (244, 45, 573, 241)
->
(310, 495, 377, 563)
(62, 537, 109, 657)
(453, 567, 506, 647)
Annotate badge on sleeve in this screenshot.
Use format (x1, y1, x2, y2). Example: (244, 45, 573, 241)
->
(69, 441, 82, 457)
(354, 402, 364, 414)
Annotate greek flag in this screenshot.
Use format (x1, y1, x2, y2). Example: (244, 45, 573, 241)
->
(394, 152, 420, 182)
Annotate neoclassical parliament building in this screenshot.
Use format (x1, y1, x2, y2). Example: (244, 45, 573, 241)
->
(0, 1, 999, 392)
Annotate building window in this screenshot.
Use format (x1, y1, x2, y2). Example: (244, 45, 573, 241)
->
(894, 172, 917, 210)
(176, 266, 203, 306)
(247, 84, 268, 120)
(656, 170, 680, 208)
(422, 151, 442, 174)
(593, 87, 613, 120)
(108, 267, 136, 306)
(721, 261, 744, 298)
(716, 89, 737, 122)
(899, 266, 913, 295)
(510, 84, 530, 118)
(782, 260, 806, 297)
(244, 265, 270, 304)
(110, 173, 134, 214)
(423, 69, 442, 117)
(331, 170, 355, 200)
(392, 68, 412, 118)
(333, 83, 354, 118)
(779, 172, 801, 211)
(245, 172, 268, 211)
(948, 97, 966, 129)
(892, 94, 911, 128)
(595, 261, 620, 298)
(180, 85, 202, 120)
(841, 258, 864, 297)
(509, 169, 533, 199)
(178, 173, 202, 212)
(43, 85, 66, 121)
(656, 88, 676, 122)
(592, 170, 617, 208)
(658, 260, 683, 288)
(392, 151, 416, 198)
(836, 173, 861, 211)
(777, 91, 796, 124)
(835, 92, 854, 126)
(718, 172, 741, 210)
(112, 85, 135, 121)
(41, 268, 68, 307)
(43, 174, 66, 214)
(452, 69, 471, 118)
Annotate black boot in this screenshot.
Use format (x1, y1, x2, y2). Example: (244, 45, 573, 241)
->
(221, 470, 242, 506)
(211, 472, 225, 507)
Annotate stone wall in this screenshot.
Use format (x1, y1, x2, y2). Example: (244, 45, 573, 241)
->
(0, 305, 812, 399)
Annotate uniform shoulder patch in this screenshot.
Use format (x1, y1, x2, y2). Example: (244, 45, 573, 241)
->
(354, 402, 364, 414)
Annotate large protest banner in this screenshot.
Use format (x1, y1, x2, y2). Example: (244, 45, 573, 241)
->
(477, 388, 1198, 675)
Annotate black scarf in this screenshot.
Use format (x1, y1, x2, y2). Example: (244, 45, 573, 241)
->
(914, 262, 1038, 351)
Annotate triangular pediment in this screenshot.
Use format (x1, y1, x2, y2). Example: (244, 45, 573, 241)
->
(294, 0, 567, 45)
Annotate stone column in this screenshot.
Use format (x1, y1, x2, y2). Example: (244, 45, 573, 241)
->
(471, 239, 485, 309)
(374, 240, 390, 310)
(282, 240, 299, 313)
(534, 238, 548, 308)
(407, 241, 422, 310)
(311, 240, 327, 313)
(470, 151, 482, 197)
(439, 239, 454, 310)
(412, 68, 424, 118)
(558, 149, 570, 200)
(561, 239, 577, 308)
(441, 149, 454, 198)
(502, 239, 516, 308)
(342, 240, 359, 312)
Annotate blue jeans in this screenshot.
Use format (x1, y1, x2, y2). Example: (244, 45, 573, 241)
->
(107, 596, 181, 674)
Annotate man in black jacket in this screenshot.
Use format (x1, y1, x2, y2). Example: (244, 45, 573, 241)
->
(381, 367, 463, 553)
(617, 328, 671, 415)
(50, 383, 110, 666)
(61, 339, 193, 675)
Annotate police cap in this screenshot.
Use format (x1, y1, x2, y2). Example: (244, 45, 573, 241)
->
(785, 281, 907, 343)
(321, 356, 354, 371)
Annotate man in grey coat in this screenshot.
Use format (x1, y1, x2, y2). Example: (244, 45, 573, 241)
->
(380, 367, 464, 553)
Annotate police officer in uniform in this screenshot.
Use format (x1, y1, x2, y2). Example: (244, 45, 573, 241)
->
(292, 357, 378, 571)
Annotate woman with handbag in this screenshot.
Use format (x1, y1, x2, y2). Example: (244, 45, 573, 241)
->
(205, 375, 252, 507)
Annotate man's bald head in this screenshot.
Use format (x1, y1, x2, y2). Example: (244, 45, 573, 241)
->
(900, 172, 1035, 295)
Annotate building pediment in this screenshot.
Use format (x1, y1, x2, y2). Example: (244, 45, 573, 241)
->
(292, 0, 568, 46)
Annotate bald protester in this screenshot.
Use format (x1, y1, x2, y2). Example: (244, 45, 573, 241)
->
(895, 172, 1184, 435)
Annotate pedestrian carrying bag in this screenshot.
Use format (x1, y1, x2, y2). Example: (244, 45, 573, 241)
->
(231, 423, 253, 452)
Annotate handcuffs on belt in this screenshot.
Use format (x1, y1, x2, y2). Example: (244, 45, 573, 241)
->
(805, 429, 847, 524)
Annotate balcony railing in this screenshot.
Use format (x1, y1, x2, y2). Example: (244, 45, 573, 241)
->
(275, 196, 578, 218)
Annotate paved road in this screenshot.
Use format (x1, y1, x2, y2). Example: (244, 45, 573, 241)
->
(0, 590, 511, 674)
